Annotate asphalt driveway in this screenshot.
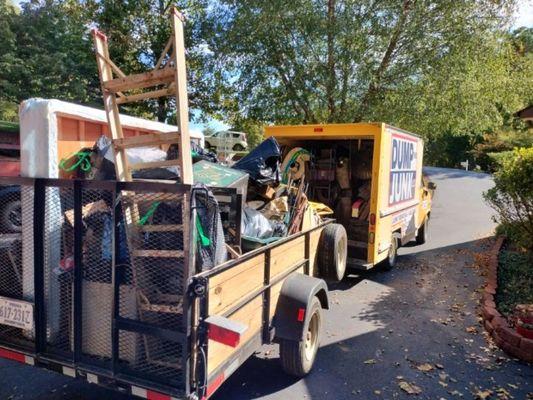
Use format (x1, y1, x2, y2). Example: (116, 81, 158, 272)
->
(0, 167, 531, 400)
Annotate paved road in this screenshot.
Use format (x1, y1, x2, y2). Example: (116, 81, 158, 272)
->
(1, 168, 532, 399)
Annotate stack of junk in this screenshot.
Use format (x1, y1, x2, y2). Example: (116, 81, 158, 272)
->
(14, 97, 366, 362)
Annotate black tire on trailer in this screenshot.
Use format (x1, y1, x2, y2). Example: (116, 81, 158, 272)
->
(233, 144, 245, 151)
(416, 217, 428, 245)
(204, 141, 212, 149)
(382, 235, 398, 271)
(279, 296, 322, 377)
(317, 223, 347, 282)
(1, 199, 22, 233)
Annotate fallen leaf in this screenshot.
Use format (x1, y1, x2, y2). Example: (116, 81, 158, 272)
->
(364, 359, 377, 364)
(374, 390, 381, 395)
(398, 381, 422, 395)
(435, 363, 444, 369)
(416, 363, 434, 372)
(474, 389, 492, 399)
(466, 326, 478, 334)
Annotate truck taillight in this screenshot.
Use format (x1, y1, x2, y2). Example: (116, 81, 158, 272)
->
(369, 213, 376, 225)
(369, 232, 375, 244)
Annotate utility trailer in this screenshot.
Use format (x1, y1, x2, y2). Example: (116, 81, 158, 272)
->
(0, 176, 343, 399)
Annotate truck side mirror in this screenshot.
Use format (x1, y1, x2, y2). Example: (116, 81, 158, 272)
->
(427, 182, 437, 190)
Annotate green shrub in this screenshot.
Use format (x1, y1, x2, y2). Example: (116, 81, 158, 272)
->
(484, 147, 533, 251)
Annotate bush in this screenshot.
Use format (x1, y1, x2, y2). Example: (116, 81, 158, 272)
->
(484, 147, 533, 251)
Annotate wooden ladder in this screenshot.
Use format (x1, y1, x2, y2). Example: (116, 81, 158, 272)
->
(92, 7, 192, 371)
(92, 6, 192, 185)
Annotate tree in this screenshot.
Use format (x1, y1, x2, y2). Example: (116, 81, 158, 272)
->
(204, 0, 532, 164)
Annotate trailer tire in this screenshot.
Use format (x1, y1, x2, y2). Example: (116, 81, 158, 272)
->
(318, 224, 347, 282)
(1, 199, 22, 233)
(416, 218, 428, 245)
(280, 296, 322, 377)
(382, 235, 398, 271)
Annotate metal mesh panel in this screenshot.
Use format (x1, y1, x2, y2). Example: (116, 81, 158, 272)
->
(43, 186, 74, 355)
(117, 189, 187, 386)
(80, 187, 114, 362)
(0, 184, 34, 349)
(119, 191, 186, 326)
(118, 330, 184, 387)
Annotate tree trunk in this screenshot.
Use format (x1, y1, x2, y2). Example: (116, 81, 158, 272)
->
(326, 0, 336, 121)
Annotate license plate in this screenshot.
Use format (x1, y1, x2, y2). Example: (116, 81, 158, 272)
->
(0, 297, 34, 331)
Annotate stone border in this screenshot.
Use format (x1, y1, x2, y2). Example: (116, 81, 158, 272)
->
(481, 236, 533, 363)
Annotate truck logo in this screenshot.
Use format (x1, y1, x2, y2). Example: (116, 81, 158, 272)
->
(389, 133, 417, 206)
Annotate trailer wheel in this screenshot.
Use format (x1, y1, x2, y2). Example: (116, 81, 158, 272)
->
(416, 218, 428, 245)
(382, 235, 398, 271)
(318, 224, 347, 282)
(1, 199, 22, 233)
(280, 296, 322, 377)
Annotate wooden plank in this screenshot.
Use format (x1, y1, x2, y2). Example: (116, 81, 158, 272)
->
(155, 37, 173, 70)
(116, 85, 175, 105)
(129, 159, 180, 171)
(269, 236, 306, 279)
(133, 249, 184, 258)
(103, 67, 175, 93)
(122, 192, 183, 202)
(170, 7, 193, 185)
(309, 229, 321, 277)
(208, 254, 264, 316)
(113, 132, 181, 149)
(137, 224, 182, 232)
(207, 296, 263, 375)
(92, 29, 131, 182)
(96, 51, 126, 78)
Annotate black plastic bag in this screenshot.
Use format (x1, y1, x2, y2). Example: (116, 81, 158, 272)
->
(232, 137, 281, 185)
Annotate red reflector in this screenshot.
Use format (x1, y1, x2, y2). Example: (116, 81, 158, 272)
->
(313, 127, 323, 132)
(147, 390, 171, 400)
(369, 213, 376, 225)
(205, 372, 225, 399)
(208, 324, 241, 348)
(0, 348, 26, 363)
(297, 308, 305, 322)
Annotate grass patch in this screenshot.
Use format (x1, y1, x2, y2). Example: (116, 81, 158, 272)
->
(495, 248, 533, 318)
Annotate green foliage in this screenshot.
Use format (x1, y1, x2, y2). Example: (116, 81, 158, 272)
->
(202, 125, 216, 137)
(484, 147, 533, 251)
(495, 249, 533, 317)
(230, 117, 264, 149)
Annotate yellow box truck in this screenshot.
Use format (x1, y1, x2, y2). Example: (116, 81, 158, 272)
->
(265, 123, 435, 272)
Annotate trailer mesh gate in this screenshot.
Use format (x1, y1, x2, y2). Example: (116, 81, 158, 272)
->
(0, 177, 237, 396)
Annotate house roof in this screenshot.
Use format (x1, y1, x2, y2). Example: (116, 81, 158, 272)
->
(515, 105, 533, 120)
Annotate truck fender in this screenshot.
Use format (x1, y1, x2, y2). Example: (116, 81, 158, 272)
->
(272, 273, 329, 342)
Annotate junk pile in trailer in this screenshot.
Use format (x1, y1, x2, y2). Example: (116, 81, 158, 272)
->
(0, 7, 348, 400)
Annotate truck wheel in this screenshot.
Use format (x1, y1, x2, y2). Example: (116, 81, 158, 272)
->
(416, 218, 428, 245)
(318, 224, 347, 282)
(280, 296, 322, 377)
(382, 235, 398, 271)
(233, 144, 245, 151)
(1, 199, 22, 233)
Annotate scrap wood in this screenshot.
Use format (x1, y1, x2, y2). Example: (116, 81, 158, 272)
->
(225, 243, 241, 259)
(64, 199, 110, 226)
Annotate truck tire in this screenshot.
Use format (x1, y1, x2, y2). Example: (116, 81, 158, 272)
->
(416, 218, 428, 245)
(280, 296, 322, 377)
(318, 224, 347, 282)
(382, 235, 398, 271)
(233, 144, 245, 151)
(1, 199, 22, 233)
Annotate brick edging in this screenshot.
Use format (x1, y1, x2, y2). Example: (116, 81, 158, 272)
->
(481, 236, 533, 363)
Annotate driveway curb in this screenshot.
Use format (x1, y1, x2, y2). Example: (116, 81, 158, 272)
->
(481, 236, 533, 363)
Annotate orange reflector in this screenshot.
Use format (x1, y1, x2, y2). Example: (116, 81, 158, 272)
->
(370, 213, 376, 225)
(314, 127, 323, 132)
(297, 308, 305, 322)
(369, 232, 375, 244)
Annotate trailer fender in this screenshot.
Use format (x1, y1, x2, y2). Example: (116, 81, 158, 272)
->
(272, 273, 329, 342)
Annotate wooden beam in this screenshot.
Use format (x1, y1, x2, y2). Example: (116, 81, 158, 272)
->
(128, 159, 180, 171)
(103, 67, 175, 93)
(155, 37, 173, 70)
(96, 52, 126, 78)
(170, 7, 193, 185)
(112, 132, 181, 149)
(116, 85, 175, 104)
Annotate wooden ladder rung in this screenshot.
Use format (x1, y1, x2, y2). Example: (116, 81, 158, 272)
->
(116, 86, 175, 105)
(139, 302, 183, 314)
(133, 249, 184, 258)
(122, 192, 183, 202)
(129, 159, 181, 171)
(137, 224, 182, 232)
(113, 132, 181, 149)
(103, 67, 175, 93)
